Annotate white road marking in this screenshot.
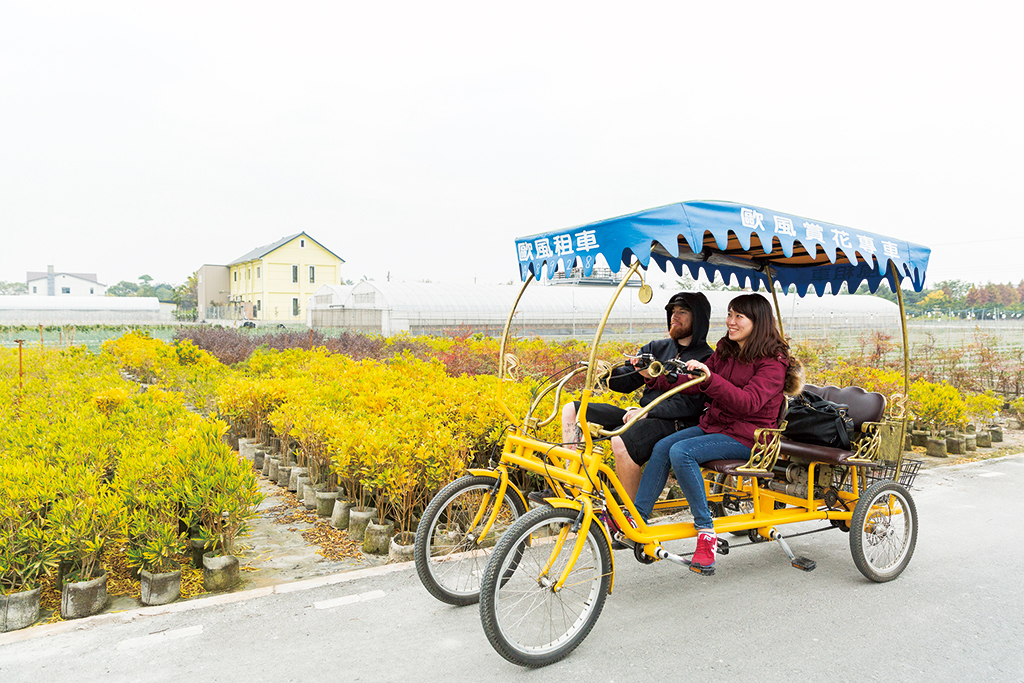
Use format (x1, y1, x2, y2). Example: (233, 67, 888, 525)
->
(116, 625, 204, 650)
(978, 472, 1005, 477)
(314, 589, 386, 610)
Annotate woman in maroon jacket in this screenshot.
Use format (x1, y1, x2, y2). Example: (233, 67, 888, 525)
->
(633, 293, 803, 575)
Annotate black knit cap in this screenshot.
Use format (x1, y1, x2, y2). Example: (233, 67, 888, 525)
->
(664, 292, 691, 314)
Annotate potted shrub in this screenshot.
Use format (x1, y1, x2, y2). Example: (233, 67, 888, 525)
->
(124, 509, 186, 606)
(49, 488, 122, 619)
(0, 503, 55, 632)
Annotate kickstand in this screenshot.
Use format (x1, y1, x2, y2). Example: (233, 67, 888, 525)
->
(769, 529, 816, 571)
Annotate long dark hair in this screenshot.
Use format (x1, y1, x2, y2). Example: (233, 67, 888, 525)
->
(717, 293, 790, 363)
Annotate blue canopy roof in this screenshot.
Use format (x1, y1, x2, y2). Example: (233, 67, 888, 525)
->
(515, 201, 931, 296)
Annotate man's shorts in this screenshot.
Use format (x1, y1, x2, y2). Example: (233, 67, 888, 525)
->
(574, 401, 690, 466)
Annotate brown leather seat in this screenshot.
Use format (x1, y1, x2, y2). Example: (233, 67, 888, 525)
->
(703, 458, 773, 479)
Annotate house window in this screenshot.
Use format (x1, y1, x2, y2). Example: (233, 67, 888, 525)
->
(257, 299, 261, 311)
(247, 268, 251, 280)
(32, 286, 37, 293)
(256, 266, 260, 278)
(300, 238, 306, 248)
(234, 271, 238, 282)
(90, 287, 94, 294)
(292, 297, 300, 316)
(291, 265, 299, 283)
(61, 287, 71, 294)
(309, 266, 315, 284)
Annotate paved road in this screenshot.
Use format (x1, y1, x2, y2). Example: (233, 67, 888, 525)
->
(2, 455, 1022, 683)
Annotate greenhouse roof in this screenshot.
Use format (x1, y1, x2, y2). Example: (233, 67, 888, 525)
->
(332, 281, 898, 319)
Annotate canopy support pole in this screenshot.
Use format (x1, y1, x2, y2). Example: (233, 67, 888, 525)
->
(497, 272, 535, 426)
(893, 267, 910, 481)
(765, 268, 785, 339)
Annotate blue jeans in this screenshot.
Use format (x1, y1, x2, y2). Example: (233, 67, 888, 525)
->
(634, 426, 750, 530)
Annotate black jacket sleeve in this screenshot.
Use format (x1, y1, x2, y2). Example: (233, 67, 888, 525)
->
(638, 339, 713, 421)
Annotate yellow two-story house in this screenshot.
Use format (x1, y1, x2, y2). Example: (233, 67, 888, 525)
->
(227, 233, 344, 322)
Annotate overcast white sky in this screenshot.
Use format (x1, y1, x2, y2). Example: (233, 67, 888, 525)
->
(2, 1, 1022, 291)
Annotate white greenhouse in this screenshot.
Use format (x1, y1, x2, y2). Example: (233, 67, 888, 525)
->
(0, 296, 168, 325)
(308, 281, 901, 342)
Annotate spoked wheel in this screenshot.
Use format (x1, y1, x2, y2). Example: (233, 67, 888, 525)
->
(710, 474, 755, 537)
(850, 480, 918, 582)
(479, 506, 612, 668)
(414, 474, 527, 605)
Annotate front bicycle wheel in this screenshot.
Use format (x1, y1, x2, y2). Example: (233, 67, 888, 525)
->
(850, 480, 918, 582)
(479, 506, 611, 668)
(414, 474, 527, 605)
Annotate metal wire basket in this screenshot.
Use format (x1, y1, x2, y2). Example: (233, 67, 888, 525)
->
(839, 458, 923, 492)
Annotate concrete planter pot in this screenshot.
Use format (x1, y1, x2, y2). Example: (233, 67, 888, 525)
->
(989, 426, 1003, 443)
(926, 437, 947, 457)
(315, 491, 339, 517)
(348, 507, 378, 542)
(140, 567, 182, 606)
(295, 476, 312, 499)
(277, 466, 293, 488)
(388, 532, 416, 563)
(288, 467, 307, 493)
(61, 571, 108, 619)
(363, 519, 395, 555)
(202, 552, 240, 591)
(1, 587, 41, 632)
(253, 450, 265, 470)
(190, 537, 221, 568)
(330, 499, 353, 530)
(303, 485, 320, 511)
(964, 433, 977, 452)
(267, 458, 280, 481)
(976, 431, 992, 448)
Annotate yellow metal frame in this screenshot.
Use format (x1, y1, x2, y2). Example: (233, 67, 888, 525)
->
(458, 254, 913, 590)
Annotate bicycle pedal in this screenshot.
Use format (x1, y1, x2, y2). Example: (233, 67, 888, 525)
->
(716, 538, 730, 555)
(688, 563, 715, 576)
(791, 557, 816, 572)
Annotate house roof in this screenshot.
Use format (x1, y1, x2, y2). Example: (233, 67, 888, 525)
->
(227, 232, 345, 266)
(26, 271, 104, 285)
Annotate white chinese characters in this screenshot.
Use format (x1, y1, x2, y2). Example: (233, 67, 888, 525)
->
(535, 238, 554, 259)
(831, 228, 852, 249)
(803, 222, 824, 241)
(741, 207, 765, 231)
(575, 230, 599, 252)
(773, 216, 796, 236)
(552, 234, 573, 255)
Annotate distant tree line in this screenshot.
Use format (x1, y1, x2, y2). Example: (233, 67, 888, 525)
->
(854, 279, 1024, 318)
(106, 273, 198, 309)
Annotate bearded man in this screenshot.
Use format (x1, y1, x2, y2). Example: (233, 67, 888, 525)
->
(559, 292, 713, 501)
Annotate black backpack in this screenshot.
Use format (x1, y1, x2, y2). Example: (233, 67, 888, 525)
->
(783, 390, 855, 450)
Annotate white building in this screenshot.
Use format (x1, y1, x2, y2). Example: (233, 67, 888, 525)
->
(26, 267, 107, 297)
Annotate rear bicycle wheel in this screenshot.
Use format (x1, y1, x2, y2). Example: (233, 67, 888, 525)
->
(850, 480, 917, 582)
(479, 506, 611, 668)
(414, 474, 527, 605)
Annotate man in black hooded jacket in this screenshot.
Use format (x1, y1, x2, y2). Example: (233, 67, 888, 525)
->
(561, 291, 713, 501)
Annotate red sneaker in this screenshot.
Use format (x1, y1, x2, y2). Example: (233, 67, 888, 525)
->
(690, 531, 717, 575)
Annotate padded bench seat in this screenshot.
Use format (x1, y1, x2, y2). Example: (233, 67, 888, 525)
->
(703, 384, 887, 476)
